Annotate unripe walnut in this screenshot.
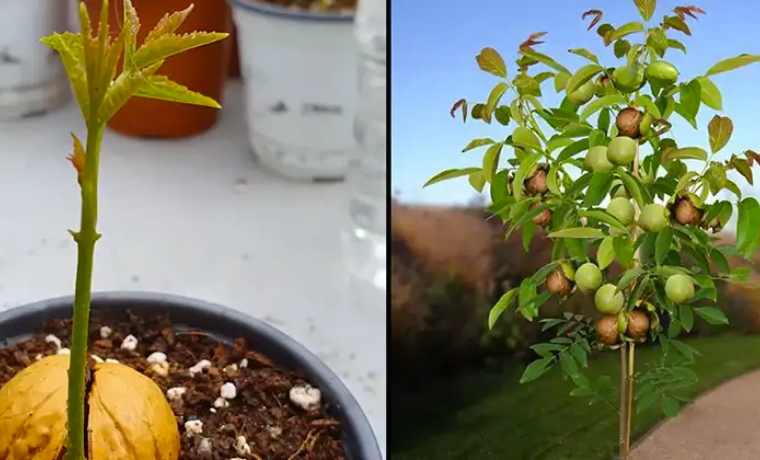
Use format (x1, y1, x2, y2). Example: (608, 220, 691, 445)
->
(0, 355, 180, 460)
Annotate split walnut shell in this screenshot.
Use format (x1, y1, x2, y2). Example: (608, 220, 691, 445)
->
(616, 107, 643, 139)
(546, 270, 573, 297)
(0, 355, 180, 460)
(525, 167, 549, 196)
(530, 202, 553, 228)
(671, 195, 704, 226)
(596, 315, 620, 345)
(626, 310, 651, 340)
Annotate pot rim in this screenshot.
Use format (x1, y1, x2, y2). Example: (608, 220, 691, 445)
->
(0, 290, 382, 460)
(228, 0, 354, 22)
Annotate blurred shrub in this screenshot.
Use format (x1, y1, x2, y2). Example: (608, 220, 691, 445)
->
(390, 204, 760, 383)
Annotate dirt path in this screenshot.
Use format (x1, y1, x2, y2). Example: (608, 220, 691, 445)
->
(631, 368, 760, 460)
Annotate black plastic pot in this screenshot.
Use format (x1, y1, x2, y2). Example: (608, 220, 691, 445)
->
(0, 291, 382, 460)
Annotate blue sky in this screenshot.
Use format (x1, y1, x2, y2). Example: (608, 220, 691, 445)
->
(391, 0, 760, 204)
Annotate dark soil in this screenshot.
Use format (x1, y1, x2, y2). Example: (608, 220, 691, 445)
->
(0, 312, 347, 460)
(257, 0, 357, 13)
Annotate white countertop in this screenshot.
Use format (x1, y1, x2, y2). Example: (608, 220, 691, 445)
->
(0, 81, 386, 457)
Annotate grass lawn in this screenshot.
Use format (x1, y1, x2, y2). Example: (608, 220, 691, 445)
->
(391, 334, 760, 460)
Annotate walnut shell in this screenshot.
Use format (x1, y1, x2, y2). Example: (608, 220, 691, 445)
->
(546, 270, 573, 297)
(616, 107, 643, 138)
(671, 195, 703, 226)
(626, 310, 650, 340)
(596, 315, 620, 345)
(0, 355, 179, 460)
(530, 203, 553, 228)
(525, 168, 548, 195)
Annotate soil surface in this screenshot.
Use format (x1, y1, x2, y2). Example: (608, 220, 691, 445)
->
(0, 312, 347, 460)
(631, 368, 760, 460)
(257, 0, 356, 12)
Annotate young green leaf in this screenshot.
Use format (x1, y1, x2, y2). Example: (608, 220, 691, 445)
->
(476, 47, 508, 78)
(694, 307, 729, 325)
(604, 22, 645, 45)
(489, 288, 518, 329)
(462, 138, 496, 152)
(678, 80, 701, 120)
(581, 209, 629, 232)
(613, 237, 635, 268)
(99, 61, 164, 123)
(696, 77, 722, 110)
(732, 156, 753, 185)
(512, 127, 542, 151)
(144, 5, 194, 44)
(520, 357, 553, 384)
(707, 115, 733, 153)
(521, 50, 571, 75)
(616, 168, 647, 208)
(134, 75, 222, 109)
(664, 16, 691, 36)
(547, 228, 606, 239)
(614, 39, 632, 58)
(580, 94, 627, 121)
(559, 352, 580, 378)
(482, 142, 504, 183)
(705, 54, 760, 77)
(737, 197, 760, 257)
(568, 48, 599, 64)
(484, 82, 509, 122)
(122, 0, 140, 71)
(557, 139, 590, 162)
(598, 236, 615, 270)
(468, 171, 486, 192)
(133, 32, 229, 70)
(667, 39, 687, 54)
(679, 304, 694, 332)
(566, 64, 604, 93)
(423, 167, 482, 187)
(617, 267, 645, 292)
(662, 147, 708, 163)
(634, 0, 656, 21)
(41, 32, 90, 120)
(655, 226, 674, 265)
(661, 395, 680, 417)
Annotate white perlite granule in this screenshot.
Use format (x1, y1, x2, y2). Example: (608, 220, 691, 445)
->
(289, 384, 321, 411)
(120, 334, 138, 351)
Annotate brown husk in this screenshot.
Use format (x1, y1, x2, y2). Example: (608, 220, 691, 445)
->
(525, 168, 548, 196)
(530, 203, 553, 228)
(546, 270, 573, 297)
(616, 107, 643, 138)
(596, 315, 620, 345)
(671, 195, 704, 226)
(626, 310, 650, 340)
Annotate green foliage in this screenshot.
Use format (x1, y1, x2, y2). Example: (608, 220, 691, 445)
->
(39, 2, 228, 460)
(427, 0, 760, 424)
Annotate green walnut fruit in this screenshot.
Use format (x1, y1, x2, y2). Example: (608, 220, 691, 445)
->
(567, 79, 595, 105)
(575, 262, 603, 293)
(607, 197, 635, 226)
(610, 180, 628, 199)
(595, 284, 624, 315)
(665, 274, 695, 304)
(607, 136, 637, 166)
(638, 204, 668, 233)
(646, 61, 679, 87)
(639, 163, 656, 185)
(639, 112, 653, 136)
(617, 311, 628, 334)
(584, 146, 614, 172)
(612, 63, 646, 93)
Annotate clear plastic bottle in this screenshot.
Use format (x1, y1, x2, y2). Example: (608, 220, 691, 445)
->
(344, 0, 386, 290)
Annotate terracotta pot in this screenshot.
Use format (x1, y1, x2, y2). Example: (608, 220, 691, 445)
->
(228, 24, 241, 78)
(82, 0, 233, 138)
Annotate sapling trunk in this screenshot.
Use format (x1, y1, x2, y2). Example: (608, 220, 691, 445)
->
(618, 142, 642, 460)
(618, 343, 628, 459)
(65, 125, 104, 460)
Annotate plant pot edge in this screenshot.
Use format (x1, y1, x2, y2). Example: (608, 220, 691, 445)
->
(0, 290, 382, 460)
(227, 0, 354, 22)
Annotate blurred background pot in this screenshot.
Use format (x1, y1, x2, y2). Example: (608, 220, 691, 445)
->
(229, 0, 357, 181)
(82, 0, 233, 138)
(0, 0, 70, 120)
